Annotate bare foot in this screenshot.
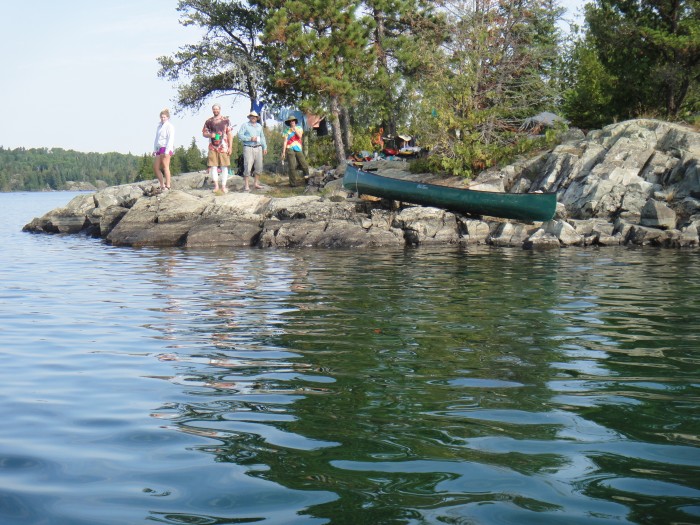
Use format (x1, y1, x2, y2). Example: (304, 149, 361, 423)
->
(222, 187, 228, 193)
(213, 186, 220, 192)
(253, 185, 263, 189)
(243, 187, 250, 192)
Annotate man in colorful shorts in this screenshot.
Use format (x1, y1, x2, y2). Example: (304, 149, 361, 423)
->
(202, 104, 234, 192)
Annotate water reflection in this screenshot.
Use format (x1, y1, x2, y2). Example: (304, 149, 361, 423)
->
(6, 194, 700, 524)
(144, 246, 700, 523)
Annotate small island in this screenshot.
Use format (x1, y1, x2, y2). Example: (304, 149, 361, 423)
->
(24, 119, 700, 250)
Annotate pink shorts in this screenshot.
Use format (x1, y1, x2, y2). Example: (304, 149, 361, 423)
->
(154, 147, 173, 156)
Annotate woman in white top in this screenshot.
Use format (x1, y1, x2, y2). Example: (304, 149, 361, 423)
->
(153, 108, 175, 191)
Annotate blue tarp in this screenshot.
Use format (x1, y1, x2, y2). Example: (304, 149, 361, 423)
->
(277, 108, 308, 131)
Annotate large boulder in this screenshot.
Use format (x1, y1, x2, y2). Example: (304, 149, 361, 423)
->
(489, 222, 539, 247)
(105, 190, 215, 246)
(392, 206, 461, 245)
(22, 193, 95, 234)
(640, 199, 677, 229)
(458, 218, 491, 244)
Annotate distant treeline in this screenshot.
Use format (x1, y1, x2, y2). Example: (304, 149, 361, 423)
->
(0, 139, 208, 191)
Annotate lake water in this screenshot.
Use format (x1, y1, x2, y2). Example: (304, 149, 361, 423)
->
(1, 192, 699, 525)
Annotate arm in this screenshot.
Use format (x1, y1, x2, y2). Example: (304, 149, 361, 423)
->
(281, 128, 290, 159)
(166, 122, 175, 155)
(154, 125, 160, 153)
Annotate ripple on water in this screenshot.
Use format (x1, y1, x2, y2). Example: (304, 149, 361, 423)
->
(2, 195, 700, 524)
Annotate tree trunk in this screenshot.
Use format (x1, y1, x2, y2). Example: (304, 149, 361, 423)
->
(373, 6, 397, 137)
(330, 96, 346, 167)
(340, 104, 353, 152)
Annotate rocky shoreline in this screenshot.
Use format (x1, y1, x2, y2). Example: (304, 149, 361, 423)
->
(23, 119, 700, 249)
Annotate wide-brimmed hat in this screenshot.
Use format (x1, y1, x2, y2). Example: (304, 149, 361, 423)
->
(284, 116, 298, 125)
(247, 110, 260, 119)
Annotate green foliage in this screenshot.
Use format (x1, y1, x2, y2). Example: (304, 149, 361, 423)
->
(567, 0, 700, 122)
(152, 0, 700, 180)
(560, 34, 615, 129)
(350, 131, 374, 154)
(0, 147, 140, 191)
(0, 145, 207, 192)
(409, 0, 564, 177)
(265, 125, 285, 161)
(258, 0, 375, 163)
(411, 123, 561, 180)
(137, 154, 153, 182)
(262, 0, 370, 98)
(306, 135, 336, 166)
(158, 1, 269, 108)
(350, 1, 446, 136)
(175, 137, 208, 173)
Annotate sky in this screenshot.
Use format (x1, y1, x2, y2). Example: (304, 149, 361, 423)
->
(0, 0, 587, 156)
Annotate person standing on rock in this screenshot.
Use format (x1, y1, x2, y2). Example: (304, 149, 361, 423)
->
(153, 108, 175, 192)
(237, 110, 267, 191)
(202, 104, 234, 193)
(281, 117, 310, 187)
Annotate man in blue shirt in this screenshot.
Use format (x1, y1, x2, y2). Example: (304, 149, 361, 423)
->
(237, 110, 267, 191)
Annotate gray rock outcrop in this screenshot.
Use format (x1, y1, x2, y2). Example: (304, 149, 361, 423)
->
(23, 119, 700, 249)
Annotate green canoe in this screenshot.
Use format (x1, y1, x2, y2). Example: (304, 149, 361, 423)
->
(343, 164, 557, 222)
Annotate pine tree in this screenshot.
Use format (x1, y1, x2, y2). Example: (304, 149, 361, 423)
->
(137, 154, 153, 182)
(170, 146, 187, 175)
(259, 0, 373, 165)
(357, 0, 446, 137)
(584, 0, 700, 120)
(414, 0, 564, 176)
(560, 29, 615, 129)
(184, 137, 206, 172)
(157, 0, 269, 109)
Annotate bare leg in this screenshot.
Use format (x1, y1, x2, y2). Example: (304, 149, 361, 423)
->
(162, 155, 172, 188)
(153, 156, 165, 189)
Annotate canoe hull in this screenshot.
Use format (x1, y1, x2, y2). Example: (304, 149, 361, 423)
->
(343, 165, 556, 222)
